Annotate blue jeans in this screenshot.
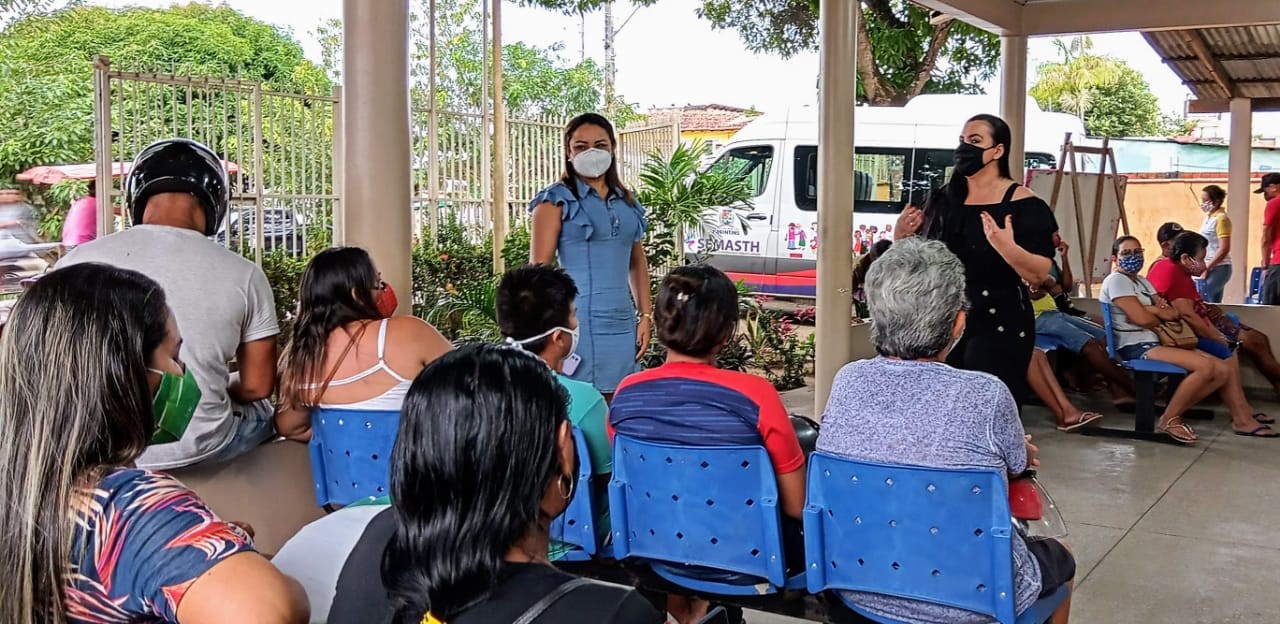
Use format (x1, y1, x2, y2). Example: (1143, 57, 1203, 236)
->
(1035, 311, 1106, 353)
(1200, 264, 1232, 303)
(202, 397, 275, 465)
(1118, 342, 1159, 361)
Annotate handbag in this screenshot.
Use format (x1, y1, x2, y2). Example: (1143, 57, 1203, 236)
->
(1153, 320, 1198, 349)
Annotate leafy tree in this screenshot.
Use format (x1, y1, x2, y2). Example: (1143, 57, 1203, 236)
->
(521, 0, 1000, 106)
(1031, 37, 1162, 137)
(0, 4, 331, 183)
(314, 0, 636, 121)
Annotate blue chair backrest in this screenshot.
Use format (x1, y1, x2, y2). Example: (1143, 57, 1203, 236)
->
(1195, 277, 1209, 299)
(1099, 302, 1120, 360)
(309, 408, 400, 508)
(1250, 267, 1264, 302)
(609, 435, 787, 588)
(549, 427, 597, 557)
(803, 453, 1018, 623)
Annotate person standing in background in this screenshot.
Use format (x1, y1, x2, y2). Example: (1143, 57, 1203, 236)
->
(62, 180, 98, 248)
(530, 113, 652, 400)
(1259, 173, 1280, 305)
(1198, 185, 1232, 303)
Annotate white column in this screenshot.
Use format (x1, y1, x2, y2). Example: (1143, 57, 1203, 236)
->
(342, 0, 412, 313)
(1227, 97, 1252, 303)
(1000, 34, 1028, 183)
(814, 0, 857, 417)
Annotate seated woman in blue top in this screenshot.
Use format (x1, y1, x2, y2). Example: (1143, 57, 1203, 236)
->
(531, 113, 653, 399)
(610, 264, 806, 624)
(0, 263, 308, 623)
(817, 238, 1074, 624)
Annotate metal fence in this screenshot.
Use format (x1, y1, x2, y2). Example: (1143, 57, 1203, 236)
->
(410, 109, 680, 245)
(94, 55, 681, 259)
(92, 56, 339, 262)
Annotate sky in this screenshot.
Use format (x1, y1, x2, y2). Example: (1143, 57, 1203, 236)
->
(89, 0, 1280, 137)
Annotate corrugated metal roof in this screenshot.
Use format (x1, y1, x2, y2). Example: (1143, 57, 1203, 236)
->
(1144, 25, 1280, 101)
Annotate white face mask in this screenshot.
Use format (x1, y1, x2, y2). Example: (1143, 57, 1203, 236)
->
(1201, 201, 1215, 213)
(507, 325, 580, 374)
(572, 148, 612, 179)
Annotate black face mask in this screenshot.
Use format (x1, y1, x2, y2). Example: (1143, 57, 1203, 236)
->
(953, 142, 997, 178)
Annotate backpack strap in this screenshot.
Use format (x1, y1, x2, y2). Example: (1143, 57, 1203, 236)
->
(511, 578, 592, 624)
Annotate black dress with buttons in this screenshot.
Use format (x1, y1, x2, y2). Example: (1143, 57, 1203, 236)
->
(931, 182, 1057, 408)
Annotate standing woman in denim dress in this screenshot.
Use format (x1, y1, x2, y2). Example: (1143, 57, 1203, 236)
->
(531, 113, 652, 399)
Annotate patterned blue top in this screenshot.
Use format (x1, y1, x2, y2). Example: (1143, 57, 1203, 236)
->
(816, 357, 1038, 624)
(530, 178, 647, 393)
(66, 468, 254, 623)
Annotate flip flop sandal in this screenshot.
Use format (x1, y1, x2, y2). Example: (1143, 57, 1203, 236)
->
(1057, 412, 1104, 432)
(1235, 425, 1280, 438)
(1158, 422, 1197, 445)
(1253, 413, 1276, 424)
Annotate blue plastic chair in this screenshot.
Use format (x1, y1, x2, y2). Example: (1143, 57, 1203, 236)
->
(308, 408, 399, 508)
(609, 435, 805, 595)
(550, 427, 598, 561)
(803, 453, 1069, 624)
(1247, 267, 1264, 304)
(1097, 302, 1190, 438)
(1195, 277, 1210, 299)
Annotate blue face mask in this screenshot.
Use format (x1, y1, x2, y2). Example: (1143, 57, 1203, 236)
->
(1117, 253, 1145, 274)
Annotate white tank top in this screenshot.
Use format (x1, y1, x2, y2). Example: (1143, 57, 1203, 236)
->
(307, 319, 413, 411)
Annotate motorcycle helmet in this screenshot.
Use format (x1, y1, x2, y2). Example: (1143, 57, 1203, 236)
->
(126, 138, 228, 236)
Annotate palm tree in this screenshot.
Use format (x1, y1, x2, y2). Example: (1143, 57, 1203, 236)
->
(1030, 36, 1122, 123)
(636, 140, 756, 270)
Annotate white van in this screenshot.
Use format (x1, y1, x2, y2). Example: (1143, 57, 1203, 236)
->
(686, 94, 1087, 298)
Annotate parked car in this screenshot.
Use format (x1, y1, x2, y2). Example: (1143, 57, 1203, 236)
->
(216, 207, 302, 255)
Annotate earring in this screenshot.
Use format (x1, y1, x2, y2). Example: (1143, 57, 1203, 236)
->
(557, 473, 575, 500)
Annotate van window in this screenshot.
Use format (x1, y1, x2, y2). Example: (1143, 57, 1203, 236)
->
(915, 149, 1058, 194)
(710, 145, 774, 198)
(794, 146, 910, 212)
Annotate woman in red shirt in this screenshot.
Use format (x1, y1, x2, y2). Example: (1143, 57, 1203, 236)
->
(1148, 232, 1277, 437)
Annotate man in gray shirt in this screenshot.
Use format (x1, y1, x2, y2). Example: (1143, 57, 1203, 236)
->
(59, 139, 279, 470)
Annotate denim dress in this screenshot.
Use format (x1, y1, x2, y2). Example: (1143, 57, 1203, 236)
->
(530, 178, 647, 393)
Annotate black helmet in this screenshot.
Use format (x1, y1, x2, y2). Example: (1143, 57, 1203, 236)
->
(126, 138, 229, 236)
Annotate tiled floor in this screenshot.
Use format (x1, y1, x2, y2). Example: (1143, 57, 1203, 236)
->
(751, 387, 1280, 624)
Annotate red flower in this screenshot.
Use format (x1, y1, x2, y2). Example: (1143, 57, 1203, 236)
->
(440, 254, 450, 261)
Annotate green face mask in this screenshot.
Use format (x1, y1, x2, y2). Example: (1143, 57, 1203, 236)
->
(149, 367, 201, 444)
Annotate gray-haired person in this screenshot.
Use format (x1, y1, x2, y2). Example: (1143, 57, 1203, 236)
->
(816, 237, 1076, 624)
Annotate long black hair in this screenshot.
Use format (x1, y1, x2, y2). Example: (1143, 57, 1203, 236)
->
(931, 113, 1016, 240)
(947, 113, 1015, 200)
(0, 263, 169, 624)
(383, 345, 572, 623)
(279, 246, 383, 408)
(560, 112, 636, 206)
(656, 264, 739, 358)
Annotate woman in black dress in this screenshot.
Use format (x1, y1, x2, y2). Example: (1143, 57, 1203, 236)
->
(895, 114, 1056, 406)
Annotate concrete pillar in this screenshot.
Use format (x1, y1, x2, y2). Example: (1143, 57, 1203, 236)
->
(342, 0, 412, 314)
(1000, 35, 1028, 183)
(1226, 97, 1252, 303)
(814, 0, 857, 417)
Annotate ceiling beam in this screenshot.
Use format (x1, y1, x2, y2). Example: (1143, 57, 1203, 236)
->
(910, 0, 1022, 35)
(1188, 98, 1280, 114)
(1179, 30, 1237, 98)
(1165, 54, 1280, 64)
(1019, 0, 1280, 36)
(1184, 79, 1276, 86)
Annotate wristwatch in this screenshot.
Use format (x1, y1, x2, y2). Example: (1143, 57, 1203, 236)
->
(638, 312, 653, 322)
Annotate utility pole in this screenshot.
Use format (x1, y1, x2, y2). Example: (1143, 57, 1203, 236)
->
(603, 0, 616, 111)
(578, 10, 586, 63)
